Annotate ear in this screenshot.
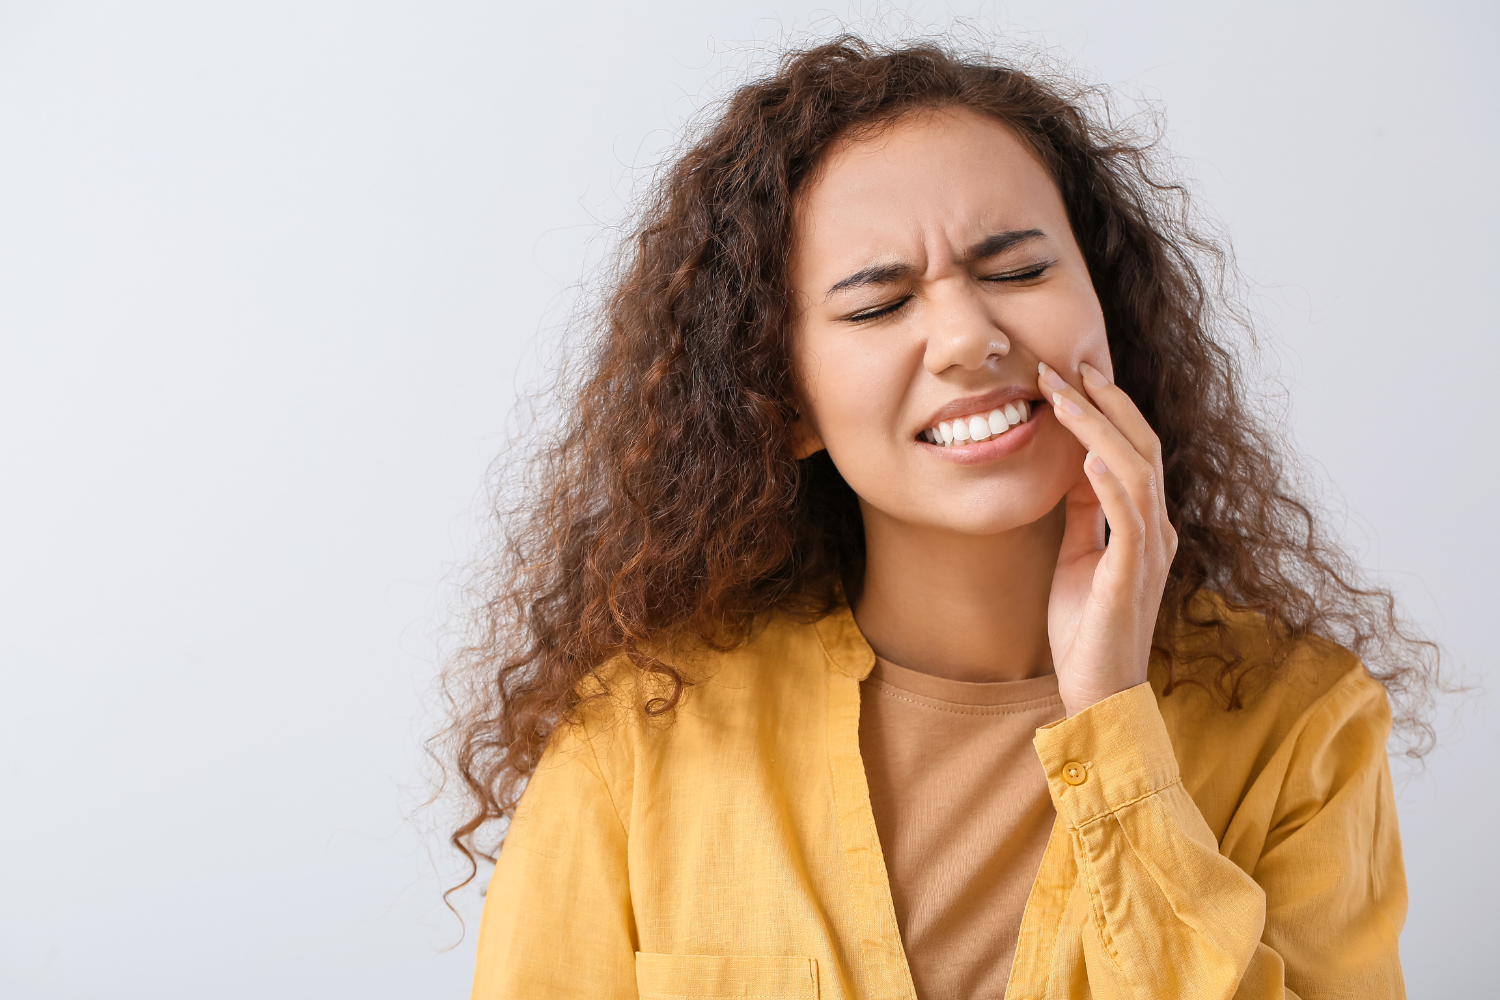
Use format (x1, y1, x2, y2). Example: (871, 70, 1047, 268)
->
(790, 416, 826, 459)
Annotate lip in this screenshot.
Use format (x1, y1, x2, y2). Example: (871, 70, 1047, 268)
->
(920, 385, 1039, 430)
(919, 398, 1049, 465)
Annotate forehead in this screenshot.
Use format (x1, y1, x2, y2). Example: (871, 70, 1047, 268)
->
(792, 107, 1066, 264)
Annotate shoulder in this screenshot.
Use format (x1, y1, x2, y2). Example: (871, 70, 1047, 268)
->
(546, 607, 845, 765)
(1152, 593, 1392, 831)
(1155, 590, 1388, 728)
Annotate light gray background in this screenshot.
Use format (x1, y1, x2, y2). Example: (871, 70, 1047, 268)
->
(2, 1, 1494, 996)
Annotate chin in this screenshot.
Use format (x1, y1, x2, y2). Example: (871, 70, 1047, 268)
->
(851, 449, 1082, 537)
(928, 475, 1073, 536)
(952, 498, 1063, 536)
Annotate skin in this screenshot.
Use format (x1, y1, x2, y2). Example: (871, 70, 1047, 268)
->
(788, 107, 1178, 716)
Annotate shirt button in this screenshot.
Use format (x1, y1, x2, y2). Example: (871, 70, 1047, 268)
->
(1061, 760, 1088, 785)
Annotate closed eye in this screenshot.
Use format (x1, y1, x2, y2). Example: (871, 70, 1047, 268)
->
(843, 295, 913, 323)
(841, 260, 1054, 322)
(981, 261, 1054, 282)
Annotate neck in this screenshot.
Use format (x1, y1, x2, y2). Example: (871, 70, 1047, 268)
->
(852, 500, 1063, 683)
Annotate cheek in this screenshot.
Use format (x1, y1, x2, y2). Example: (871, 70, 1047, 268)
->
(1017, 277, 1110, 373)
(796, 334, 910, 445)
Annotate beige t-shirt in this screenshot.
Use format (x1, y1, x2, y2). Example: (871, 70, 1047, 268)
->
(858, 656, 1066, 1000)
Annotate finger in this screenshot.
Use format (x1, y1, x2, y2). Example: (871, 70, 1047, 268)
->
(1057, 469, 1105, 566)
(1040, 362, 1161, 530)
(1080, 448, 1147, 566)
(1076, 363, 1173, 545)
(1078, 363, 1162, 473)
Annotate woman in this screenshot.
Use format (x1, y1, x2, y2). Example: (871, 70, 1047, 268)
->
(445, 38, 1429, 999)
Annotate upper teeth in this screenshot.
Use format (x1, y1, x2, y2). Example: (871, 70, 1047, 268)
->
(924, 401, 1031, 446)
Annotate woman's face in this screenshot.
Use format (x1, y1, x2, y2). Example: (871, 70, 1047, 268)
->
(789, 106, 1111, 536)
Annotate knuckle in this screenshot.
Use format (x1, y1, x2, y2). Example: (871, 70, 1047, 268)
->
(1118, 506, 1148, 541)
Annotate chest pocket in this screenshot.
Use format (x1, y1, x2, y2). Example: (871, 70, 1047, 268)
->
(634, 953, 820, 999)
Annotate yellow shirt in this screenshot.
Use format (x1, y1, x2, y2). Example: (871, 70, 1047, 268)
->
(471, 602, 1406, 999)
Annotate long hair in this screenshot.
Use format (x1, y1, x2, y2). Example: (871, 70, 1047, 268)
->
(437, 37, 1437, 889)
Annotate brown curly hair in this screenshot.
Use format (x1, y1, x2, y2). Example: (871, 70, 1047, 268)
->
(438, 37, 1437, 886)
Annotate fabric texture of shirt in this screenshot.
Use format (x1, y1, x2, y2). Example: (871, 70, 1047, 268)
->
(859, 656, 1064, 999)
(470, 598, 1407, 999)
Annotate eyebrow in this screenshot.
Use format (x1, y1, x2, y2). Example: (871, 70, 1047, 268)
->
(824, 228, 1049, 299)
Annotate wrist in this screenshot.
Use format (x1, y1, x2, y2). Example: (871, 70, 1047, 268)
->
(1060, 673, 1149, 717)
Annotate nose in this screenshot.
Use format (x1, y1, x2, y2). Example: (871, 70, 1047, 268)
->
(922, 286, 1010, 374)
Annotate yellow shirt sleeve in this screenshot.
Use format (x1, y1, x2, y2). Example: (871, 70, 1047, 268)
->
(470, 715, 638, 999)
(1032, 676, 1406, 999)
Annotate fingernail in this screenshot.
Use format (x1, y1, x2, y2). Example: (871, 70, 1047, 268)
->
(1038, 363, 1068, 393)
(1086, 450, 1108, 474)
(1053, 391, 1083, 416)
(1081, 363, 1109, 387)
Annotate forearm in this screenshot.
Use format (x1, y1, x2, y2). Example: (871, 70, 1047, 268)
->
(1034, 684, 1272, 999)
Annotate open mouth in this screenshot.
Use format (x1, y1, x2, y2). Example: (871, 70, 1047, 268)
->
(920, 399, 1042, 447)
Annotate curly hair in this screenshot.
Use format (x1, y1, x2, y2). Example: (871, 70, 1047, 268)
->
(437, 37, 1437, 887)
